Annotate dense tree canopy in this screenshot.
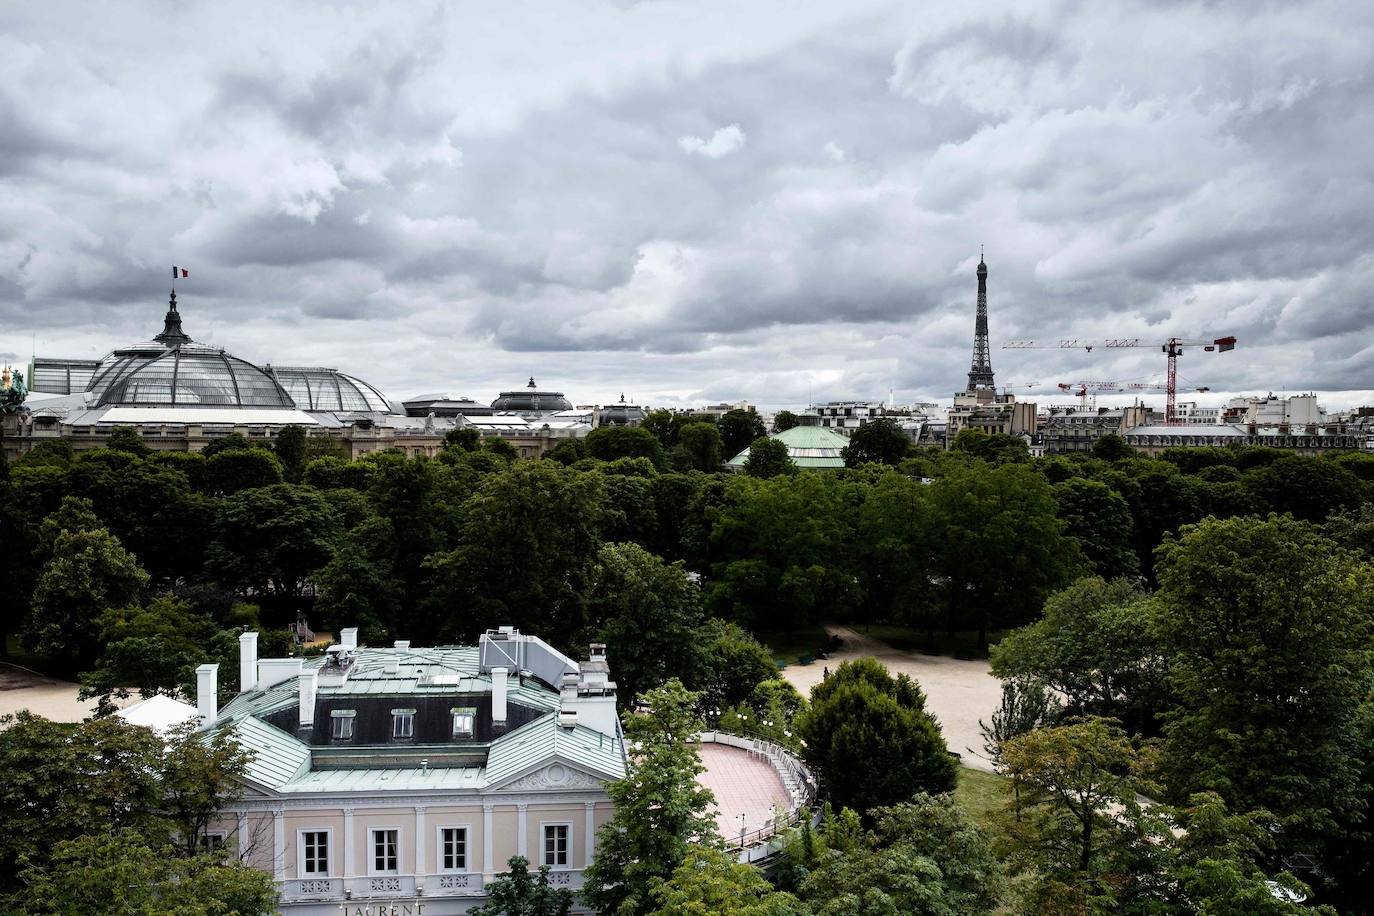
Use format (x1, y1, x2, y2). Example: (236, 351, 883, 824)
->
(800, 659, 956, 817)
(1150, 515, 1374, 846)
(842, 418, 909, 467)
(718, 408, 767, 457)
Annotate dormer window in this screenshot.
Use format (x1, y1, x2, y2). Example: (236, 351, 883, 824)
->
(392, 708, 416, 740)
(451, 707, 476, 739)
(331, 709, 356, 740)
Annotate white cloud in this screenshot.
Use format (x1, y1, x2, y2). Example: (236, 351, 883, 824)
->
(678, 123, 746, 158)
(2, 0, 1373, 410)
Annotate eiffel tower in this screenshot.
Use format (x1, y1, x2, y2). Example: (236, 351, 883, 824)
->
(966, 251, 995, 391)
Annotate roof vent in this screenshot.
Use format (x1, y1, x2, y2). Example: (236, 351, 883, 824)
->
(558, 709, 578, 729)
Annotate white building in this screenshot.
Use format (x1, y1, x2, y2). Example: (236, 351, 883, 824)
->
(199, 627, 625, 915)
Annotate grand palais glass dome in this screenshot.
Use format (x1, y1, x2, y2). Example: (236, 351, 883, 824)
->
(82, 292, 390, 413)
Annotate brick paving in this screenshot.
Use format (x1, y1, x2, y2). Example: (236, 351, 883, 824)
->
(696, 742, 790, 843)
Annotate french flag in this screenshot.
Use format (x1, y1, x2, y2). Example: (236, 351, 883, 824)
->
(172, 266, 189, 278)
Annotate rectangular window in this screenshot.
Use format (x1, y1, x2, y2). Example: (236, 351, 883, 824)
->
(372, 829, 399, 874)
(197, 833, 226, 852)
(302, 831, 329, 875)
(451, 707, 475, 738)
(393, 709, 415, 739)
(440, 827, 467, 871)
(330, 710, 355, 740)
(543, 825, 568, 867)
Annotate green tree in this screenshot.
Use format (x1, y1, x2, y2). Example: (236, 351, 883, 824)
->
(718, 408, 767, 458)
(198, 447, 284, 495)
(1002, 719, 1329, 915)
(206, 483, 342, 611)
(364, 453, 451, 635)
(273, 425, 308, 483)
(1243, 454, 1366, 522)
(696, 619, 778, 713)
(1322, 502, 1374, 557)
(587, 426, 666, 469)
(649, 845, 805, 915)
(1052, 477, 1138, 579)
(855, 470, 936, 636)
(314, 515, 404, 644)
(199, 432, 257, 457)
(424, 460, 604, 646)
(0, 457, 36, 658)
(950, 428, 1030, 463)
(1090, 432, 1133, 462)
(582, 680, 720, 916)
(468, 856, 572, 916)
(640, 409, 685, 449)
(484, 436, 519, 460)
(444, 427, 482, 452)
(742, 437, 796, 478)
(927, 462, 1081, 645)
(707, 474, 861, 627)
(799, 659, 956, 816)
(304, 455, 374, 490)
(801, 794, 1003, 916)
(991, 577, 1167, 735)
(842, 418, 909, 467)
(78, 598, 219, 715)
(772, 410, 801, 433)
(24, 524, 148, 669)
(1150, 515, 1374, 845)
(546, 437, 588, 465)
(677, 422, 723, 471)
(10, 831, 278, 916)
(978, 677, 1062, 768)
(589, 543, 706, 707)
(0, 713, 168, 883)
(105, 425, 150, 457)
(1001, 718, 1149, 902)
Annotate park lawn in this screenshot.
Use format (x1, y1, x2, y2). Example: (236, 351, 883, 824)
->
(954, 767, 1010, 831)
(757, 623, 833, 667)
(856, 623, 1008, 660)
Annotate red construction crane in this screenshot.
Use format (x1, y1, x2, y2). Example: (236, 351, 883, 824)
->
(1004, 336, 1236, 424)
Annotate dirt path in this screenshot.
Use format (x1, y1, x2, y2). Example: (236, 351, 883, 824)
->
(779, 625, 1003, 772)
(0, 662, 126, 723)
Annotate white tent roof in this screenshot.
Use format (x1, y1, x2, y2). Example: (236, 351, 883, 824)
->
(115, 694, 199, 734)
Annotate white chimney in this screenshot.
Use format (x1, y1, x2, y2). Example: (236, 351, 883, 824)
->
(257, 658, 303, 690)
(239, 631, 258, 693)
(340, 627, 358, 650)
(394, 640, 410, 650)
(195, 663, 219, 726)
(299, 668, 318, 728)
(561, 645, 619, 738)
(492, 667, 509, 725)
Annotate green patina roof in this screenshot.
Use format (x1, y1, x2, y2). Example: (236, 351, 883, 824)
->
(204, 646, 625, 795)
(726, 424, 851, 469)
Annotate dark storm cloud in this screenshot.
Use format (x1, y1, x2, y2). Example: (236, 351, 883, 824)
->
(1, 0, 1372, 409)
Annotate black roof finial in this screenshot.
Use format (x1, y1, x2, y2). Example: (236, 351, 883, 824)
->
(154, 289, 191, 346)
(528, 376, 536, 388)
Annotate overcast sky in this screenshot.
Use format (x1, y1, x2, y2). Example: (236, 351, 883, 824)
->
(3, 0, 1372, 411)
